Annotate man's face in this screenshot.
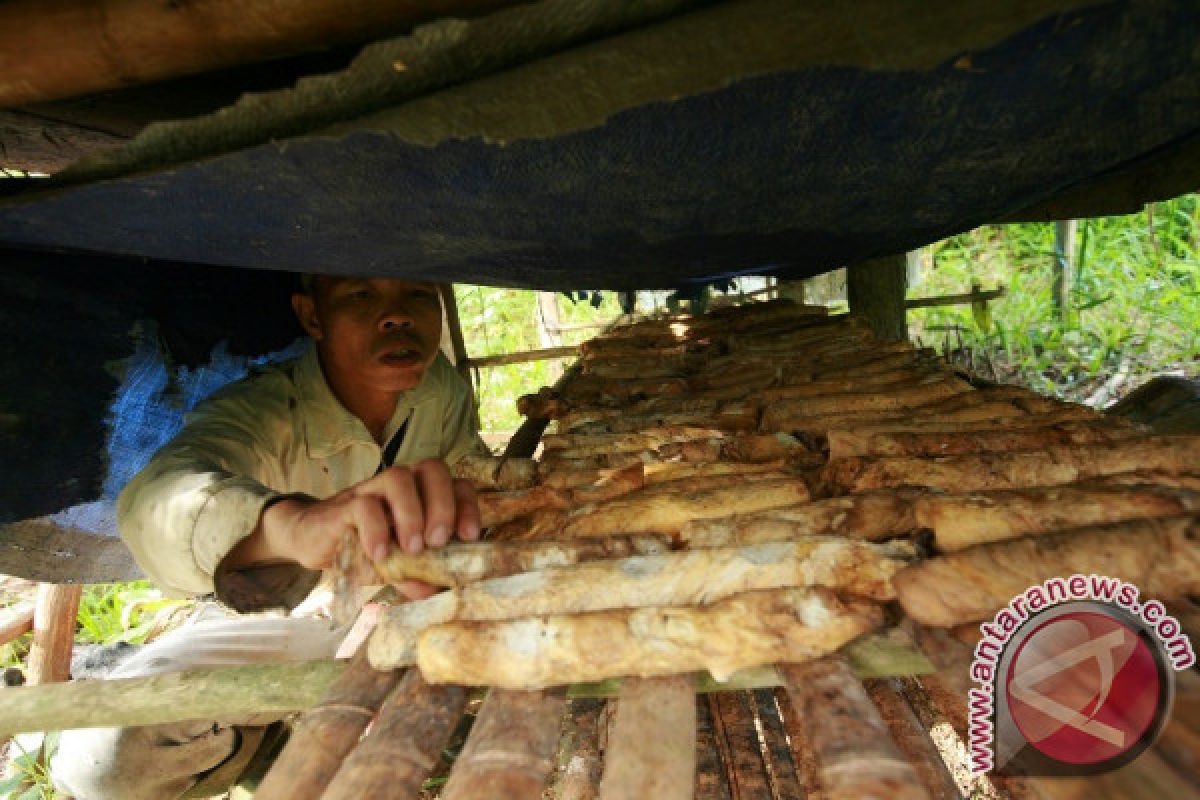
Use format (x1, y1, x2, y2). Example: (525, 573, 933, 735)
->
(293, 276, 443, 395)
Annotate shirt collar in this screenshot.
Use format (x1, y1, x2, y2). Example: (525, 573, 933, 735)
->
(294, 342, 436, 459)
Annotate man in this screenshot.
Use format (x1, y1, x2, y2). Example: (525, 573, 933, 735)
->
(52, 275, 488, 799)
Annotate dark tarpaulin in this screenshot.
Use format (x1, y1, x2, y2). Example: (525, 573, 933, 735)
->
(0, 0, 1196, 290)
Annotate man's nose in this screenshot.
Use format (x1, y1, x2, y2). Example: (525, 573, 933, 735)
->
(379, 304, 415, 330)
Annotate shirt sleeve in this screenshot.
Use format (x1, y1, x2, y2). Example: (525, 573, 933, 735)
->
(116, 378, 290, 598)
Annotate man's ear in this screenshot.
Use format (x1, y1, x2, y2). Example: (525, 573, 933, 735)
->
(291, 292, 323, 340)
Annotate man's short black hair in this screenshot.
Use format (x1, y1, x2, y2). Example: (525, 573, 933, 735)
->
(297, 273, 317, 294)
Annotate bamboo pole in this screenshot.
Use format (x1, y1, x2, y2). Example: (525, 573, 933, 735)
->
(440, 687, 568, 799)
(320, 669, 467, 800)
(255, 648, 402, 800)
(905, 286, 1005, 309)
(0, 601, 35, 647)
(780, 656, 929, 800)
(0, 660, 345, 737)
(466, 345, 580, 369)
(598, 675, 696, 800)
(26, 584, 81, 685)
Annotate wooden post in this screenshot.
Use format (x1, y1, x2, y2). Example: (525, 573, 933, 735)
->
(1053, 219, 1078, 323)
(438, 283, 480, 431)
(26, 584, 81, 685)
(0, 601, 35, 647)
(848, 254, 908, 342)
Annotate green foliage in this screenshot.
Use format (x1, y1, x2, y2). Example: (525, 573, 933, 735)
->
(909, 195, 1200, 402)
(76, 582, 187, 647)
(454, 287, 623, 433)
(0, 734, 61, 800)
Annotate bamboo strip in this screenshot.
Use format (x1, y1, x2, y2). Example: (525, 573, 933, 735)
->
(320, 670, 467, 800)
(254, 648, 402, 800)
(440, 687, 568, 799)
(780, 656, 930, 800)
(598, 675, 696, 800)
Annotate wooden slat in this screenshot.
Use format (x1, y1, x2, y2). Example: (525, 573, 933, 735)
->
(708, 691, 773, 799)
(781, 656, 930, 800)
(255, 648, 403, 800)
(550, 697, 607, 800)
(598, 675, 696, 800)
(750, 689, 806, 800)
(864, 678, 962, 800)
(696, 695, 735, 800)
(320, 670, 467, 800)
(27, 584, 81, 685)
(441, 687, 568, 800)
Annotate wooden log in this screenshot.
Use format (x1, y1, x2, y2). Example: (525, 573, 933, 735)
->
(369, 540, 908, 667)
(517, 388, 570, 419)
(561, 478, 810, 537)
(894, 514, 1200, 627)
(748, 688, 807, 800)
(255, 648, 403, 800)
(440, 687, 568, 800)
(0, 660, 345, 737)
(451, 455, 538, 490)
(825, 436, 1200, 493)
(679, 490, 921, 545)
(542, 426, 730, 456)
(569, 463, 646, 504)
(694, 693, 734, 800)
(27, 583, 81, 685)
(375, 535, 668, 587)
(820, 405, 1110, 438)
(763, 400, 1025, 435)
(411, 588, 883, 689)
(0, 600, 35, 647)
(598, 676, 696, 800)
(827, 418, 1142, 460)
(780, 656, 930, 800)
(761, 376, 973, 426)
(914, 483, 1200, 551)
(468, 345, 579, 368)
(759, 366, 938, 402)
(559, 407, 759, 435)
(320, 670, 467, 800)
(477, 485, 568, 528)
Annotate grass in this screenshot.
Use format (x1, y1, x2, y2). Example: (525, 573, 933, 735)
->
(908, 195, 1200, 403)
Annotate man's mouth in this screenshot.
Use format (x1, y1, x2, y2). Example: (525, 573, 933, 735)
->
(379, 347, 423, 367)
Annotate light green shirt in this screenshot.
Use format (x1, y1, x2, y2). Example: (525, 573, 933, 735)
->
(117, 343, 487, 601)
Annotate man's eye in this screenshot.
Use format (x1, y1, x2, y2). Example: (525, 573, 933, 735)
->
(350, 289, 373, 300)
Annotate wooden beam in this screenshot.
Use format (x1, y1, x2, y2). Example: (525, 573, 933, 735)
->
(598, 675, 696, 800)
(0, 0, 520, 109)
(466, 345, 579, 369)
(0, 601, 35, 647)
(905, 286, 1005, 309)
(848, 254, 908, 342)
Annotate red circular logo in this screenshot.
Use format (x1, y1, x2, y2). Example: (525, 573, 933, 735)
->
(1006, 611, 1160, 765)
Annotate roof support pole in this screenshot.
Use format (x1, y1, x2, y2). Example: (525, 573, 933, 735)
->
(848, 253, 908, 343)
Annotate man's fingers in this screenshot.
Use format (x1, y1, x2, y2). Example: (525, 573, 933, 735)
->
(452, 478, 482, 542)
(345, 495, 392, 565)
(373, 466, 424, 555)
(413, 459, 457, 548)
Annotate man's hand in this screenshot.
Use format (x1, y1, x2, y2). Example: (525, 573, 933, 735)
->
(226, 459, 480, 599)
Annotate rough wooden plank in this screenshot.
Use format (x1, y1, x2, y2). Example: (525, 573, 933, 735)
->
(709, 691, 773, 799)
(750, 689, 806, 800)
(441, 687, 568, 800)
(864, 678, 962, 800)
(27, 584, 81, 685)
(696, 694, 735, 800)
(781, 656, 930, 800)
(255, 648, 403, 800)
(598, 675, 696, 800)
(0, 519, 142, 584)
(550, 697, 606, 800)
(321, 670, 467, 800)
